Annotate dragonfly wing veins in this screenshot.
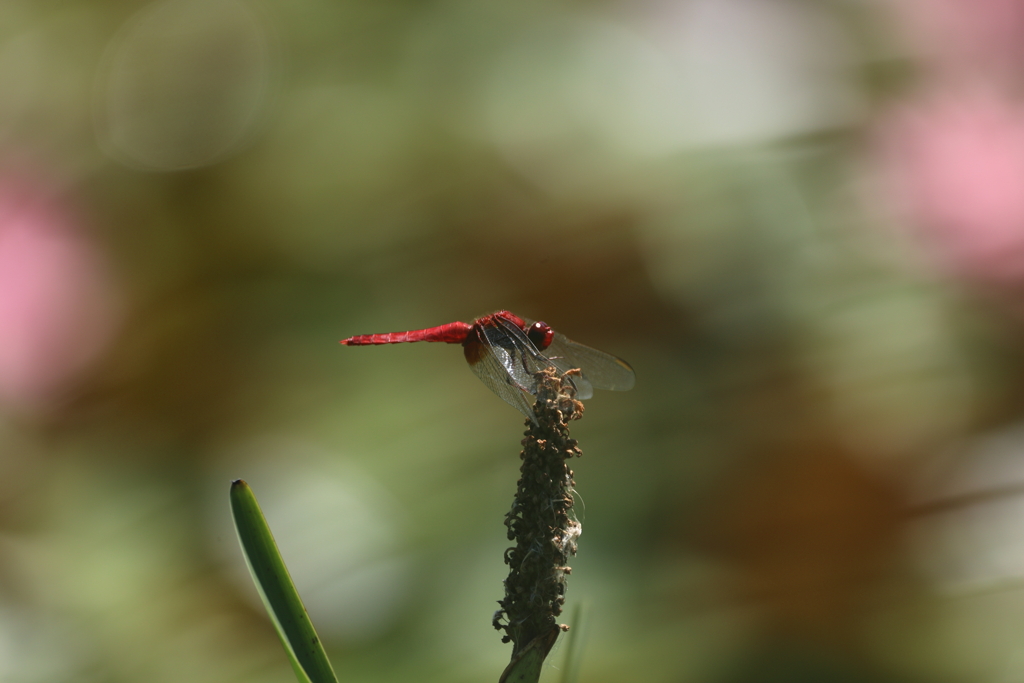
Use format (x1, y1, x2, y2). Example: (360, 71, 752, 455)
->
(465, 335, 538, 422)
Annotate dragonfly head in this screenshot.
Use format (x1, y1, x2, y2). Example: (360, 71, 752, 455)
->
(526, 321, 554, 351)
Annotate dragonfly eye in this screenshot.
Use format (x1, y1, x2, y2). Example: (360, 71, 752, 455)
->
(527, 322, 554, 350)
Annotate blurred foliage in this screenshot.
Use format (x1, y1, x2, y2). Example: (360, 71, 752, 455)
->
(4, 1, 1024, 682)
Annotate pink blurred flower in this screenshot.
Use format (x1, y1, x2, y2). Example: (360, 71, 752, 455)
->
(877, 88, 1024, 288)
(0, 178, 121, 414)
(892, 0, 1024, 84)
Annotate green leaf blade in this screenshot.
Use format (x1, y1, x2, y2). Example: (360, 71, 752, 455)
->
(230, 479, 338, 683)
(499, 627, 560, 683)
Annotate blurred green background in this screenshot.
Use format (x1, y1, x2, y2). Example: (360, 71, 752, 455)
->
(5, 0, 1024, 681)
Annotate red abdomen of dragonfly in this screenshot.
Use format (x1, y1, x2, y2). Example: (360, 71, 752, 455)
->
(339, 321, 473, 345)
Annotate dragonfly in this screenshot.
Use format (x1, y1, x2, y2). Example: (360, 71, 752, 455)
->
(339, 310, 635, 421)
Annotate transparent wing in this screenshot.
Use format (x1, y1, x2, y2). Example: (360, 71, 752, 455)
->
(465, 317, 610, 421)
(540, 329, 635, 394)
(465, 318, 560, 423)
(466, 337, 539, 423)
(487, 316, 594, 400)
(484, 315, 557, 390)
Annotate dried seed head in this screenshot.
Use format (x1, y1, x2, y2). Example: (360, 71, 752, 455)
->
(493, 368, 583, 657)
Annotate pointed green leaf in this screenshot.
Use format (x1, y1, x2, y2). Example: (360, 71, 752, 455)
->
(230, 479, 338, 683)
(499, 627, 560, 683)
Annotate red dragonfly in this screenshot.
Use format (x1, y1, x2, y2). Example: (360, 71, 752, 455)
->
(339, 310, 635, 421)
